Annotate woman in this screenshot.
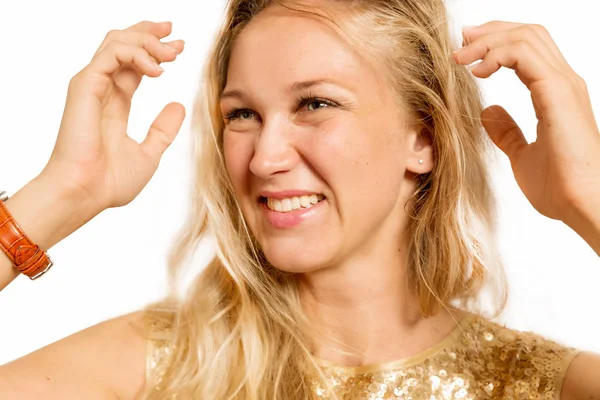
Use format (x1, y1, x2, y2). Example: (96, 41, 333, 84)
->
(1, 0, 599, 399)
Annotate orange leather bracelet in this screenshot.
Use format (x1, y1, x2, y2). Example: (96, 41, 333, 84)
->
(0, 191, 54, 280)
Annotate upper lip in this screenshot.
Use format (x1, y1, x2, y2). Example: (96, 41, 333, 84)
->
(258, 190, 324, 200)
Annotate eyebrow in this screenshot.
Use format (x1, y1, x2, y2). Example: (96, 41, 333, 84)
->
(220, 78, 341, 101)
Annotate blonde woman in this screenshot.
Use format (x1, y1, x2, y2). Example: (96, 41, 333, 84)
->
(1, 0, 599, 399)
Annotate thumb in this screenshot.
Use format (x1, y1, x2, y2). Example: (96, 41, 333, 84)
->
(140, 102, 186, 163)
(481, 105, 528, 164)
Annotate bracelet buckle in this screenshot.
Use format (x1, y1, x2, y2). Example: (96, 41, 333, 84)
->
(29, 256, 54, 280)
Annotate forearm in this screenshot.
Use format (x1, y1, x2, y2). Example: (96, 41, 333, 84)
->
(563, 194, 600, 257)
(0, 176, 97, 290)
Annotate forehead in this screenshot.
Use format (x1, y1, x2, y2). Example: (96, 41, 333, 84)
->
(225, 4, 379, 94)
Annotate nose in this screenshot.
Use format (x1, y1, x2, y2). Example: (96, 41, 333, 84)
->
(249, 116, 300, 179)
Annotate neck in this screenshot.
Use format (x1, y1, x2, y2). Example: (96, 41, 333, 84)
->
(297, 232, 458, 367)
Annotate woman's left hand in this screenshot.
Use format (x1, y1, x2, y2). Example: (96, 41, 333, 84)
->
(453, 21, 600, 223)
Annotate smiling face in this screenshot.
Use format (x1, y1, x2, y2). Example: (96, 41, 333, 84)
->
(221, 4, 427, 273)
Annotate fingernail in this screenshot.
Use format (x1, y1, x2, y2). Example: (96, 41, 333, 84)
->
(163, 43, 179, 53)
(147, 58, 164, 72)
(468, 61, 482, 71)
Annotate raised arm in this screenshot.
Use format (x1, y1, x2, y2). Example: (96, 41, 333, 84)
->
(455, 22, 600, 400)
(456, 22, 600, 255)
(0, 20, 185, 399)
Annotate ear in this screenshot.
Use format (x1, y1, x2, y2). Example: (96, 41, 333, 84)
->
(405, 125, 433, 174)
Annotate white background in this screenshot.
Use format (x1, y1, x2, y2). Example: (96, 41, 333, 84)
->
(0, 0, 599, 365)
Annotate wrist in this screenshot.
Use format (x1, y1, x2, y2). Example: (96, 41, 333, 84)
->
(3, 175, 100, 252)
(562, 193, 600, 256)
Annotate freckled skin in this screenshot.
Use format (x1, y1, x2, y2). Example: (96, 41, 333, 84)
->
(221, 5, 427, 274)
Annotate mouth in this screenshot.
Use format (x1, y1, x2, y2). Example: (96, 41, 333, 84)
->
(259, 194, 326, 213)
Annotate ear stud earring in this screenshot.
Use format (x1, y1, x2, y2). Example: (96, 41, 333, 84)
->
(418, 159, 424, 164)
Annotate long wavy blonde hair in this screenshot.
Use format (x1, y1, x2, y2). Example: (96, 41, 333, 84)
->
(138, 0, 505, 398)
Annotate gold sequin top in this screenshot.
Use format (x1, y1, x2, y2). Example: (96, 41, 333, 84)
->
(146, 313, 579, 399)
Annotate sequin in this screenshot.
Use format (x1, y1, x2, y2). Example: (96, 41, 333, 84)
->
(147, 313, 580, 399)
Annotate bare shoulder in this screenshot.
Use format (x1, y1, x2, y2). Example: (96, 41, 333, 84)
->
(0, 311, 148, 400)
(561, 351, 600, 400)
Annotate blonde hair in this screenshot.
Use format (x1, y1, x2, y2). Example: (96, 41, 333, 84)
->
(139, 0, 505, 399)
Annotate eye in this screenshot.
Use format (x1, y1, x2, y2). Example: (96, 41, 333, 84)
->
(297, 95, 339, 112)
(307, 100, 328, 111)
(224, 108, 256, 122)
(223, 95, 340, 123)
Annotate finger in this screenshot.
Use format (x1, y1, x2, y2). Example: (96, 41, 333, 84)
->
(456, 26, 566, 75)
(481, 105, 528, 164)
(140, 102, 186, 164)
(109, 38, 183, 99)
(127, 20, 173, 37)
(462, 21, 571, 71)
(84, 40, 165, 81)
(467, 41, 561, 88)
(79, 40, 171, 127)
(96, 31, 183, 63)
(81, 38, 183, 131)
(95, 21, 174, 56)
(91, 27, 184, 99)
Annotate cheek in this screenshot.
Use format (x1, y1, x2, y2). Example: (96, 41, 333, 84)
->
(306, 119, 362, 163)
(306, 117, 399, 177)
(303, 117, 403, 208)
(302, 120, 371, 206)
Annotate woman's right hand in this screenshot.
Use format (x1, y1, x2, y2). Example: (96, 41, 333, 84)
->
(40, 20, 186, 213)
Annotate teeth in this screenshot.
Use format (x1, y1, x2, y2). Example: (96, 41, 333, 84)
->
(291, 197, 300, 209)
(266, 194, 325, 212)
(300, 196, 310, 207)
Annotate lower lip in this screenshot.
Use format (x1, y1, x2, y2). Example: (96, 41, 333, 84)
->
(262, 199, 326, 229)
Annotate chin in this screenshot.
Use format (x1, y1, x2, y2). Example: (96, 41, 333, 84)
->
(260, 239, 333, 274)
